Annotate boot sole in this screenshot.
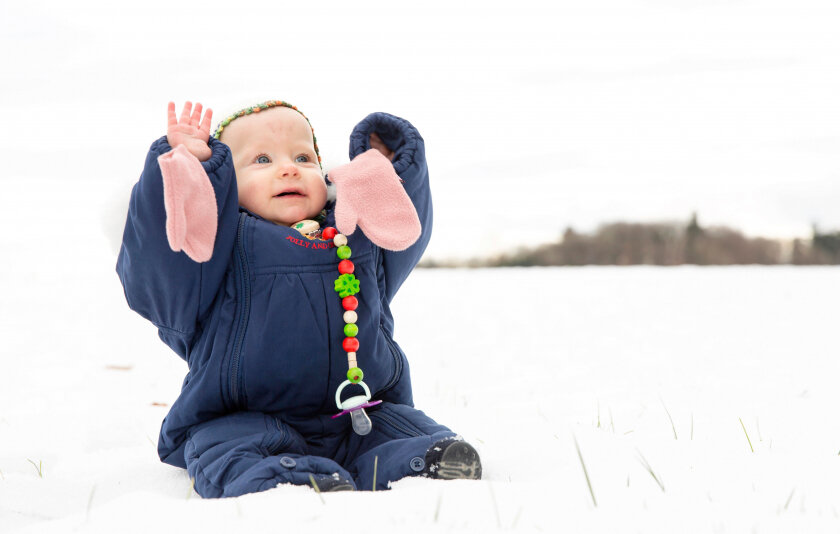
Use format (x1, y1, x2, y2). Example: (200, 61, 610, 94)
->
(435, 441, 482, 480)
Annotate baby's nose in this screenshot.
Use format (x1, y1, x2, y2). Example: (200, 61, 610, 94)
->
(278, 162, 299, 178)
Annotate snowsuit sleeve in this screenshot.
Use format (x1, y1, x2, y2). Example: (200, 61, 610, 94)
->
(348, 113, 431, 302)
(116, 136, 239, 359)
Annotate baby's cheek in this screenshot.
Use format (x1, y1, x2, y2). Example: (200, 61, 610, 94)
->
(237, 180, 262, 210)
(310, 181, 328, 207)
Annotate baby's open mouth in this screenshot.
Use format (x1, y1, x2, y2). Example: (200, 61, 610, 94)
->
(276, 191, 303, 197)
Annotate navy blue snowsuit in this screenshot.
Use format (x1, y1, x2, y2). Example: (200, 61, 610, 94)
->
(117, 112, 457, 497)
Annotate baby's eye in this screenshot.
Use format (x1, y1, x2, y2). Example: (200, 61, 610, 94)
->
(295, 154, 310, 163)
(256, 154, 271, 164)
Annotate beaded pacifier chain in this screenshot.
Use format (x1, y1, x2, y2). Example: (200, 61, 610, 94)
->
(292, 220, 382, 436)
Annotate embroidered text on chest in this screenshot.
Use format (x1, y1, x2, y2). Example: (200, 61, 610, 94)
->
(285, 235, 336, 250)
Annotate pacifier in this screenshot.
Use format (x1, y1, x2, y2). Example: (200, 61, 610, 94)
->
(331, 379, 382, 435)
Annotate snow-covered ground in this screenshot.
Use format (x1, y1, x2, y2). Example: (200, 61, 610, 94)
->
(1, 175, 839, 533)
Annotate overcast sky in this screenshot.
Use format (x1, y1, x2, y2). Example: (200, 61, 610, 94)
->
(2, 0, 838, 260)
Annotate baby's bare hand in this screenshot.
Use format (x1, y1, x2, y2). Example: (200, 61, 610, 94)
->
(167, 101, 214, 162)
(369, 132, 394, 161)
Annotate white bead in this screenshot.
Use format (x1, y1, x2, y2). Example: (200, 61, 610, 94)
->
(343, 310, 358, 324)
(333, 234, 348, 247)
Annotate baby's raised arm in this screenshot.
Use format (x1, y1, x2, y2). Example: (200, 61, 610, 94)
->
(346, 113, 431, 301)
(117, 103, 238, 359)
(166, 101, 214, 162)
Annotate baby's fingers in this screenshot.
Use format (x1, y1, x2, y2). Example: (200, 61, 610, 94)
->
(167, 101, 177, 127)
(199, 107, 213, 136)
(179, 101, 193, 125)
(370, 133, 394, 161)
(190, 103, 203, 127)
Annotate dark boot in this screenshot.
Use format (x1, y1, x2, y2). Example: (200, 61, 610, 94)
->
(424, 438, 482, 480)
(311, 473, 356, 492)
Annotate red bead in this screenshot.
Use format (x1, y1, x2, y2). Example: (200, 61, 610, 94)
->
(343, 337, 360, 352)
(322, 227, 337, 240)
(338, 259, 354, 274)
(342, 296, 358, 311)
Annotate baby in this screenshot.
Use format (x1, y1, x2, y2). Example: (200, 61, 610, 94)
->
(117, 100, 482, 497)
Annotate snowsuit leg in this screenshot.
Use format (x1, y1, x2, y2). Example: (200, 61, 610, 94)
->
(344, 403, 457, 491)
(184, 412, 356, 498)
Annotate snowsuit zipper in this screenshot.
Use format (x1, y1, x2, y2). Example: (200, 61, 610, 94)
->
(228, 212, 251, 409)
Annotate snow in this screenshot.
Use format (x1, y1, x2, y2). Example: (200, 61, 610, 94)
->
(2, 175, 839, 532)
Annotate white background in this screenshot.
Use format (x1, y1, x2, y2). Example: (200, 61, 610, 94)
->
(2, 0, 839, 260)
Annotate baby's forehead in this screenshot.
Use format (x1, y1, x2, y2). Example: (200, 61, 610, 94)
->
(248, 107, 311, 136)
(223, 107, 314, 148)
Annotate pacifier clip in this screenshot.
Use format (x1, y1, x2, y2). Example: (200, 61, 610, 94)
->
(292, 221, 381, 435)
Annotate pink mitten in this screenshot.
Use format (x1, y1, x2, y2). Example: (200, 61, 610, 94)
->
(157, 144, 218, 263)
(330, 149, 421, 251)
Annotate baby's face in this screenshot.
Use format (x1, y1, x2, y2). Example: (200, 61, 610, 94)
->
(220, 107, 327, 226)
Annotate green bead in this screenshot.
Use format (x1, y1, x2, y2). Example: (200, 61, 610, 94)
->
(344, 323, 359, 337)
(336, 245, 351, 259)
(334, 273, 360, 298)
(347, 367, 364, 383)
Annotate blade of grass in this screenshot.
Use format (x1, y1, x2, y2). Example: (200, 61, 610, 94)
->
(86, 485, 96, 522)
(308, 474, 326, 504)
(660, 397, 678, 440)
(372, 455, 378, 492)
(573, 435, 597, 507)
(784, 488, 795, 510)
(739, 417, 754, 453)
(597, 401, 601, 428)
(636, 450, 665, 492)
(26, 459, 43, 478)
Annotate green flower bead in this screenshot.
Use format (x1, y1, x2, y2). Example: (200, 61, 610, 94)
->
(336, 245, 352, 260)
(347, 367, 364, 383)
(334, 273, 360, 298)
(344, 323, 359, 337)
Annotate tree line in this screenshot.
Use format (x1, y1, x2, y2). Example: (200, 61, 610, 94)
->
(421, 214, 840, 267)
